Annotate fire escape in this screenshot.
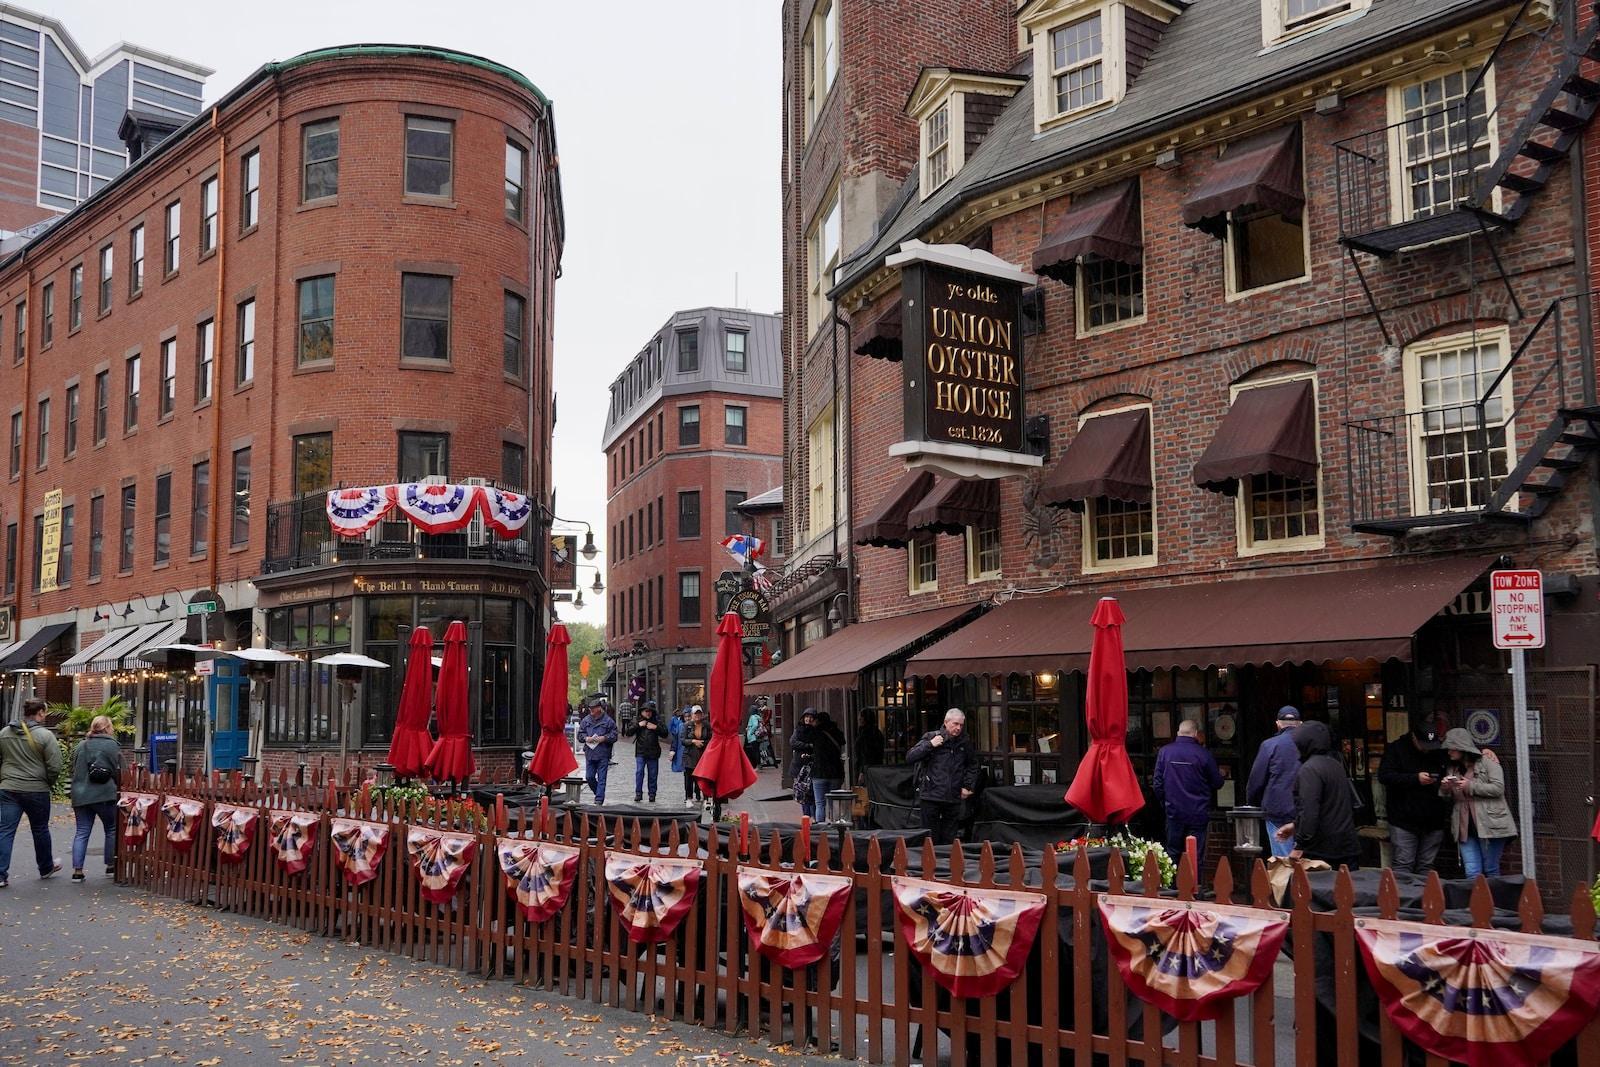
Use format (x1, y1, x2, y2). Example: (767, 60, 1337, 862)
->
(1336, 0, 1600, 535)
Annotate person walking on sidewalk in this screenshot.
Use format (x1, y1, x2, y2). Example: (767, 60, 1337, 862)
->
(579, 701, 619, 806)
(632, 703, 663, 803)
(1377, 716, 1451, 875)
(681, 706, 711, 808)
(1279, 720, 1361, 870)
(0, 698, 64, 887)
(907, 708, 980, 846)
(1245, 706, 1302, 859)
(70, 714, 122, 881)
(1153, 719, 1224, 870)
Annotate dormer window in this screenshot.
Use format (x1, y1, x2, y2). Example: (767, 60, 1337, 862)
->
(1264, 0, 1370, 43)
(1020, 0, 1181, 134)
(1050, 14, 1104, 116)
(925, 105, 951, 190)
(908, 68, 1027, 200)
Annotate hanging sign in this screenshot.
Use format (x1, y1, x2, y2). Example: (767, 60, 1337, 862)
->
(1490, 570, 1544, 649)
(38, 488, 62, 593)
(550, 535, 577, 590)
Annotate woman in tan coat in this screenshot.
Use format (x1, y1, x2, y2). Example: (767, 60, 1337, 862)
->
(1438, 727, 1517, 879)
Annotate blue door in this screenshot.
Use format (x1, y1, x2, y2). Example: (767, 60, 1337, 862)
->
(208, 660, 252, 770)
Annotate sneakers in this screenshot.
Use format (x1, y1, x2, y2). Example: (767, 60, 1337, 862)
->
(634, 792, 643, 803)
(685, 798, 698, 809)
(0, 877, 9, 888)
(106, 865, 116, 876)
(71, 870, 85, 883)
(40, 862, 62, 880)
(648, 796, 656, 803)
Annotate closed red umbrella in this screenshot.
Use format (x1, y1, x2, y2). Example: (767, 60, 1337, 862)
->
(425, 620, 474, 784)
(694, 611, 759, 801)
(528, 623, 577, 786)
(1065, 596, 1145, 826)
(387, 626, 435, 778)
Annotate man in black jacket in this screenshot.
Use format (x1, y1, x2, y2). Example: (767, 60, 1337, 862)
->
(906, 708, 980, 846)
(1376, 716, 1450, 875)
(1278, 721, 1360, 869)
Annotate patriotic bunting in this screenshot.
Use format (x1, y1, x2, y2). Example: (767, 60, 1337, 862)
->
(161, 797, 205, 852)
(330, 818, 391, 887)
(325, 486, 395, 537)
(211, 803, 260, 864)
(118, 792, 158, 846)
(481, 487, 534, 537)
(736, 867, 853, 968)
(320, 482, 538, 540)
(604, 852, 704, 944)
(1099, 895, 1289, 1022)
(891, 876, 1047, 998)
(1356, 916, 1600, 1067)
(393, 482, 482, 534)
(496, 838, 581, 923)
(406, 828, 479, 905)
(268, 810, 320, 876)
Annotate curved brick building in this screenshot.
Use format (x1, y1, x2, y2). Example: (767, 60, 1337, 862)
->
(0, 45, 563, 781)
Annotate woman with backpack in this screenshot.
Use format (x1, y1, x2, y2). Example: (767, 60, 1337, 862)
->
(70, 715, 122, 883)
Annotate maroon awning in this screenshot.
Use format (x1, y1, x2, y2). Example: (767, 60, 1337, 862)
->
(854, 303, 903, 361)
(1038, 408, 1151, 512)
(855, 470, 938, 548)
(906, 555, 1493, 676)
(907, 477, 1000, 535)
(1192, 378, 1318, 495)
(747, 602, 982, 694)
(1181, 124, 1304, 239)
(1031, 180, 1143, 282)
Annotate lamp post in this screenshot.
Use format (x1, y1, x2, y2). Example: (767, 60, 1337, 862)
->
(296, 743, 309, 786)
(1227, 805, 1265, 860)
(824, 788, 856, 860)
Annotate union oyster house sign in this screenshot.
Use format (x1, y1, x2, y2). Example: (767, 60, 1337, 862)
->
(886, 241, 1043, 479)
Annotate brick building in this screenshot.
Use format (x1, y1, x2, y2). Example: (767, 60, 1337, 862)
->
(0, 44, 563, 783)
(754, 0, 1600, 888)
(601, 308, 782, 715)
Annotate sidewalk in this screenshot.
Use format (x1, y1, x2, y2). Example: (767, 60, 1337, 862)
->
(574, 744, 803, 823)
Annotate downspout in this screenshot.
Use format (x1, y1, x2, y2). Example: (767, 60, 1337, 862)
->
(207, 105, 227, 596)
(14, 265, 33, 631)
(831, 300, 854, 625)
(1566, 3, 1600, 572)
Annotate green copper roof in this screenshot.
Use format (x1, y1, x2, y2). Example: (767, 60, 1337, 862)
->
(275, 45, 549, 106)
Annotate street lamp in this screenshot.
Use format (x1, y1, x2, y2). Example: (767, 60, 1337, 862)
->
(1228, 805, 1265, 859)
(826, 592, 850, 627)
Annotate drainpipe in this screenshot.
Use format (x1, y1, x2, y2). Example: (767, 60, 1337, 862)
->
(831, 299, 854, 627)
(1566, 3, 1600, 571)
(207, 106, 228, 596)
(13, 265, 33, 630)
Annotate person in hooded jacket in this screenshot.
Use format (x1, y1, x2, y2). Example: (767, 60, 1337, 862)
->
(1278, 720, 1360, 869)
(1438, 727, 1518, 879)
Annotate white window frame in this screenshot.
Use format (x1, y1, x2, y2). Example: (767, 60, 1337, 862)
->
(965, 523, 1002, 582)
(922, 100, 955, 197)
(1387, 62, 1499, 226)
(802, 0, 840, 139)
(806, 186, 841, 339)
(1263, 0, 1370, 45)
(909, 536, 939, 594)
(1047, 13, 1107, 119)
(1222, 132, 1311, 301)
(1076, 257, 1146, 336)
(1230, 371, 1326, 556)
(1078, 402, 1157, 573)
(807, 401, 837, 541)
(1402, 327, 1516, 516)
(1024, 0, 1124, 133)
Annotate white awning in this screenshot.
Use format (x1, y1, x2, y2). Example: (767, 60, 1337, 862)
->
(63, 619, 185, 676)
(61, 625, 140, 675)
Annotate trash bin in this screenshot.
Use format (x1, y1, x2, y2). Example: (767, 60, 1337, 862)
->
(150, 733, 177, 773)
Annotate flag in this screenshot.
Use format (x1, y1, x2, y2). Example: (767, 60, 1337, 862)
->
(719, 534, 766, 567)
(750, 562, 773, 591)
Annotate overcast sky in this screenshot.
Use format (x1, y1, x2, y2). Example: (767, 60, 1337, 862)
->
(45, 0, 784, 628)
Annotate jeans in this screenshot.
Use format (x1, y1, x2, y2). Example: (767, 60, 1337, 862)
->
(585, 757, 610, 805)
(1164, 817, 1210, 873)
(0, 789, 54, 879)
(633, 757, 659, 800)
(73, 801, 118, 871)
(811, 778, 841, 821)
(1265, 819, 1295, 859)
(1459, 835, 1509, 879)
(1389, 826, 1445, 876)
(920, 799, 964, 846)
(684, 770, 701, 802)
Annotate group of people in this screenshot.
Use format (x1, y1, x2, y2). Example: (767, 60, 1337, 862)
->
(575, 698, 717, 808)
(0, 698, 123, 887)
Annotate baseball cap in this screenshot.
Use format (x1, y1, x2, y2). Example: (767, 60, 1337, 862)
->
(1410, 716, 1441, 749)
(1276, 706, 1302, 722)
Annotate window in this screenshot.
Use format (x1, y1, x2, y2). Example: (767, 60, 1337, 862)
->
(153, 472, 171, 564)
(401, 274, 451, 360)
(2, 523, 12, 595)
(302, 119, 338, 200)
(807, 403, 836, 539)
(118, 483, 135, 572)
(501, 442, 524, 489)
(679, 571, 701, 625)
(725, 330, 748, 372)
(657, 494, 665, 541)
(1227, 204, 1307, 296)
(57, 504, 74, 586)
(7, 411, 18, 477)
(397, 432, 448, 481)
(1049, 15, 1104, 117)
(63, 384, 77, 457)
(129, 225, 144, 296)
(678, 490, 701, 538)
(802, 0, 840, 133)
(231, 447, 251, 545)
(88, 495, 102, 580)
(29, 514, 41, 592)
(197, 319, 217, 404)
(725, 404, 747, 446)
(1268, 0, 1368, 41)
(677, 329, 699, 373)
(297, 275, 334, 364)
(160, 337, 178, 417)
(678, 405, 701, 446)
(909, 538, 939, 593)
(1243, 472, 1321, 547)
(236, 299, 255, 385)
(770, 516, 786, 556)
(124, 354, 140, 432)
(925, 102, 951, 190)
(40, 281, 52, 346)
(98, 245, 113, 313)
(68, 264, 82, 330)
(1404, 330, 1512, 514)
(505, 140, 526, 221)
(12, 300, 23, 362)
(293, 433, 334, 493)
(1087, 496, 1155, 568)
(965, 524, 1001, 581)
(806, 191, 841, 337)
(191, 461, 209, 556)
(163, 200, 180, 274)
(1393, 66, 1494, 223)
(724, 490, 747, 535)
(93, 371, 107, 445)
(404, 116, 453, 197)
(34, 397, 47, 466)
(503, 291, 525, 377)
(240, 149, 260, 229)
(199, 176, 218, 253)
(1079, 258, 1144, 331)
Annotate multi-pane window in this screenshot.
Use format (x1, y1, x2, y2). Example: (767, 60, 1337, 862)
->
(503, 291, 525, 377)
(2, 523, 13, 596)
(1396, 67, 1494, 222)
(909, 538, 939, 593)
(294, 433, 334, 493)
(124, 354, 140, 432)
(236, 299, 255, 385)
(1079, 258, 1144, 330)
(679, 571, 701, 625)
(195, 319, 215, 403)
(1050, 14, 1104, 116)
(1245, 473, 1321, 546)
(404, 116, 454, 197)
(807, 192, 842, 336)
(88, 494, 102, 580)
(724, 490, 747, 535)
(925, 102, 950, 190)
(401, 274, 451, 360)
(678, 490, 701, 538)
(163, 200, 180, 274)
(160, 337, 178, 417)
(63, 384, 77, 457)
(29, 514, 41, 592)
(678, 405, 701, 446)
(199, 176, 218, 253)
(68, 264, 82, 330)
(7, 411, 19, 478)
(118, 483, 135, 571)
(11, 300, 21, 363)
(802, 0, 839, 133)
(1284, 0, 1356, 32)
(129, 225, 144, 295)
(34, 397, 47, 466)
(297, 275, 334, 364)
(303, 119, 339, 200)
(725, 404, 747, 446)
(500, 442, 525, 490)
(231, 447, 251, 546)
(1088, 496, 1155, 567)
(807, 404, 837, 539)
(153, 472, 172, 564)
(191, 461, 209, 556)
(1408, 333, 1512, 513)
(240, 149, 260, 229)
(505, 141, 526, 221)
(93, 371, 107, 445)
(725, 330, 747, 372)
(57, 504, 73, 586)
(40, 281, 52, 346)
(657, 495, 665, 541)
(397, 432, 448, 481)
(677, 329, 699, 373)
(98, 245, 113, 313)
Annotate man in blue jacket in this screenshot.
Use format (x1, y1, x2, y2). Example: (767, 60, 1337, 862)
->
(1153, 719, 1224, 870)
(1245, 706, 1303, 858)
(579, 701, 619, 806)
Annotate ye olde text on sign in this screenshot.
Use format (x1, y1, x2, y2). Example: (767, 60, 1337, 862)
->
(906, 263, 1025, 452)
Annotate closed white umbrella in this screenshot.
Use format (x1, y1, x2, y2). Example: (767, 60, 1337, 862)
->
(312, 653, 390, 669)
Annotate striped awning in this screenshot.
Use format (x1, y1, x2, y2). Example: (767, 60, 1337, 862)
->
(62, 619, 185, 676)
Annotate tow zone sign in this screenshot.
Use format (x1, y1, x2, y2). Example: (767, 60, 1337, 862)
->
(1490, 570, 1545, 650)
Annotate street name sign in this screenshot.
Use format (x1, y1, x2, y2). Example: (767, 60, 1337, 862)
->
(187, 601, 217, 616)
(1490, 570, 1544, 650)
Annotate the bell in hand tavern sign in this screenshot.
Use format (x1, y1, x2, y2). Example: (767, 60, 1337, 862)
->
(885, 240, 1044, 480)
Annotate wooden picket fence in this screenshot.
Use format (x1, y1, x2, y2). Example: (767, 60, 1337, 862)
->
(117, 768, 1600, 1067)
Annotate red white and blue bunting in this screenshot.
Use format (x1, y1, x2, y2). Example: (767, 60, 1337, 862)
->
(162, 797, 205, 852)
(604, 852, 704, 943)
(737, 866, 853, 969)
(330, 818, 391, 887)
(325, 483, 536, 539)
(211, 803, 260, 864)
(326, 486, 395, 537)
(118, 792, 158, 846)
(268, 810, 319, 876)
(497, 838, 581, 923)
(481, 487, 534, 537)
(407, 827, 478, 905)
(393, 482, 481, 534)
(891, 876, 1047, 998)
